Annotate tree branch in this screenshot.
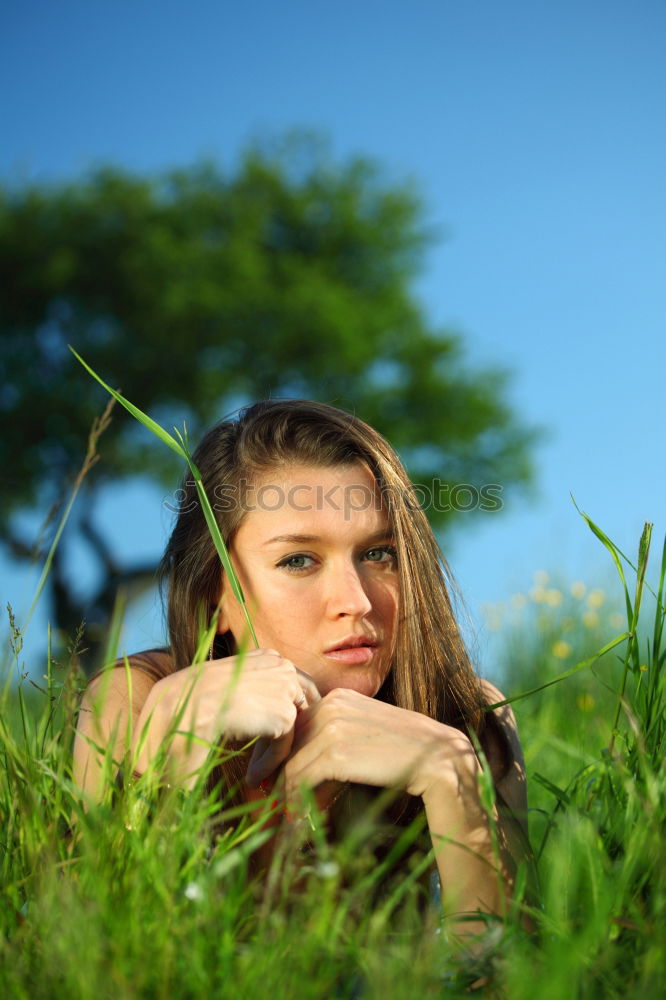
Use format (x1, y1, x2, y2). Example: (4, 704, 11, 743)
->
(79, 508, 120, 577)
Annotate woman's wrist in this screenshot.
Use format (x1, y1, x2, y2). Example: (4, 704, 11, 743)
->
(415, 737, 500, 874)
(407, 720, 481, 801)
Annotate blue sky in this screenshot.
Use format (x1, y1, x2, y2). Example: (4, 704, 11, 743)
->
(3, 0, 665, 676)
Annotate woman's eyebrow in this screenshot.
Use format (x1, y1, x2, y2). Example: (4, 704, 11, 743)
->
(263, 534, 319, 546)
(263, 530, 394, 547)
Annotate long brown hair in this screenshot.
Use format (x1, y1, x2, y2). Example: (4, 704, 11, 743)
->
(159, 400, 504, 806)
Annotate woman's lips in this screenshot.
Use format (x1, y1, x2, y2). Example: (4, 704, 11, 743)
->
(324, 645, 377, 665)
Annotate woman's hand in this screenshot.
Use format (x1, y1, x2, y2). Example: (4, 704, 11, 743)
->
(133, 649, 320, 787)
(283, 688, 512, 928)
(283, 686, 480, 801)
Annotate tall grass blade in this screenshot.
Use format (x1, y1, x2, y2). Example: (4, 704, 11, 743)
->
(577, 514, 636, 644)
(22, 397, 115, 637)
(486, 631, 631, 709)
(609, 523, 652, 753)
(69, 347, 186, 458)
(651, 534, 666, 665)
(70, 347, 257, 647)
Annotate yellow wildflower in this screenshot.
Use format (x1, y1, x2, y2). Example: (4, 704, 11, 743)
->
(545, 588, 563, 607)
(583, 610, 599, 628)
(552, 640, 572, 659)
(587, 589, 605, 609)
(570, 581, 586, 599)
(577, 693, 595, 712)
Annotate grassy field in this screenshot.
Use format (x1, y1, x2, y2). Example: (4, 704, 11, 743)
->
(1, 518, 664, 999)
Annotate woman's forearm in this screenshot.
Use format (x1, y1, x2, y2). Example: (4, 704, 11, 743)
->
(418, 748, 509, 937)
(423, 788, 504, 924)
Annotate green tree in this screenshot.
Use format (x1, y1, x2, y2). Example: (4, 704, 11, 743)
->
(0, 137, 537, 661)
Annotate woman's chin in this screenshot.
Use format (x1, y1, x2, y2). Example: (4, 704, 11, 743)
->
(317, 672, 382, 699)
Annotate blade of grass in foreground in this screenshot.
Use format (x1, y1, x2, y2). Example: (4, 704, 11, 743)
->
(573, 502, 655, 754)
(21, 398, 115, 638)
(69, 346, 257, 648)
(485, 630, 631, 710)
(607, 521, 652, 753)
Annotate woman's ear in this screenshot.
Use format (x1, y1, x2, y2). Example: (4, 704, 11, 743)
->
(216, 593, 230, 634)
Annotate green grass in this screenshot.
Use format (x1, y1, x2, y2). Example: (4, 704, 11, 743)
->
(1, 518, 664, 998)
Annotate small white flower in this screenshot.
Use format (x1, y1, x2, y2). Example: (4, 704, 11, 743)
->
(316, 860, 340, 879)
(184, 882, 204, 902)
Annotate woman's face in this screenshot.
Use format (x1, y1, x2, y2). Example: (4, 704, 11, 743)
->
(217, 462, 399, 697)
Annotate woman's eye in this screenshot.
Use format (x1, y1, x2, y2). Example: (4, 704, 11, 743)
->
(277, 554, 313, 572)
(364, 545, 397, 564)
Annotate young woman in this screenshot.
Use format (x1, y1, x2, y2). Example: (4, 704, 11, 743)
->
(73, 399, 528, 933)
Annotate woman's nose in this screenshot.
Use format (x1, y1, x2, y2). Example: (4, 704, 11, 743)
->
(327, 563, 373, 618)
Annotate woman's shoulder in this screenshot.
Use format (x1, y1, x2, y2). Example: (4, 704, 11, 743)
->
(479, 679, 522, 757)
(74, 649, 174, 797)
(479, 678, 527, 818)
(82, 648, 175, 717)
(89, 647, 174, 685)
(120, 647, 174, 682)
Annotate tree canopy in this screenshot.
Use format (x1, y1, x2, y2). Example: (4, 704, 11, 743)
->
(0, 137, 537, 655)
